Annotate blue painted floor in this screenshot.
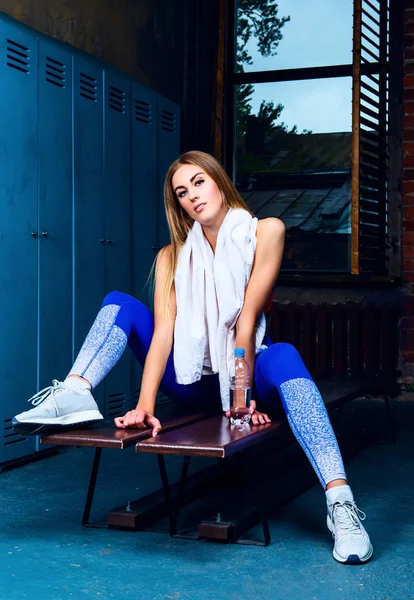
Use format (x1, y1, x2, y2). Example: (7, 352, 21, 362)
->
(0, 399, 413, 600)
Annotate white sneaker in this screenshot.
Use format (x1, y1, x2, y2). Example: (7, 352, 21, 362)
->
(327, 498, 373, 564)
(12, 380, 104, 436)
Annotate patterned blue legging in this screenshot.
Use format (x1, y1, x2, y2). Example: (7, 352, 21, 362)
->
(69, 291, 347, 488)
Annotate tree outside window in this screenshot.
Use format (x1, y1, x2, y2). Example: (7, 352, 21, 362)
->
(233, 0, 356, 273)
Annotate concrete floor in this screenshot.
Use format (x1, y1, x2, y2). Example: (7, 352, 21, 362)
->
(0, 399, 413, 600)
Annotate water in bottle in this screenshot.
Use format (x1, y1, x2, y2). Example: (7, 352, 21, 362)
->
(229, 347, 251, 427)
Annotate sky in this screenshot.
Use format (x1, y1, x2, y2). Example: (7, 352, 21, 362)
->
(239, 0, 354, 133)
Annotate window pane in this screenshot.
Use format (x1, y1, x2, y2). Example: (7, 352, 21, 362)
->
(236, 0, 353, 73)
(235, 78, 352, 272)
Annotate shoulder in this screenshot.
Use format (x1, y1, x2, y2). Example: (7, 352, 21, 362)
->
(155, 244, 173, 275)
(156, 244, 173, 263)
(256, 217, 285, 245)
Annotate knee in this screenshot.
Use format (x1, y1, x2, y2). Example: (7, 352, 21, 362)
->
(266, 342, 301, 362)
(262, 342, 311, 384)
(102, 291, 133, 308)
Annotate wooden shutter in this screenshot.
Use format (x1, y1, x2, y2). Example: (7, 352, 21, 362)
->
(351, 0, 389, 274)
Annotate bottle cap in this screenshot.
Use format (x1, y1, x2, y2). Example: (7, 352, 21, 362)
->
(234, 347, 245, 357)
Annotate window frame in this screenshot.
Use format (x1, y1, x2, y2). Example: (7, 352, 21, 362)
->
(222, 0, 402, 284)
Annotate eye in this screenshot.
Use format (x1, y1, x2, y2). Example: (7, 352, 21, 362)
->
(195, 178, 204, 186)
(177, 190, 187, 199)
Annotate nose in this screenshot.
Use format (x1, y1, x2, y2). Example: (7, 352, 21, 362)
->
(189, 187, 199, 202)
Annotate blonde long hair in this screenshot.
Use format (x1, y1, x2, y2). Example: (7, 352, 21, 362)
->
(157, 150, 254, 316)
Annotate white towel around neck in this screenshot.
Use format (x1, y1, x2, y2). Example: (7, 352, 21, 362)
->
(173, 208, 267, 411)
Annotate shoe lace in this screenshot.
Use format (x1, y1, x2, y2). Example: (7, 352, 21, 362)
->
(332, 500, 366, 536)
(28, 379, 63, 407)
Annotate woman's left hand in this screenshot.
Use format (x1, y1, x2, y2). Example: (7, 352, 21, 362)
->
(225, 400, 271, 425)
(248, 400, 271, 425)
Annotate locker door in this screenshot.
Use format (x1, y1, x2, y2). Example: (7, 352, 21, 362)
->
(131, 83, 158, 301)
(157, 95, 181, 248)
(102, 69, 132, 419)
(73, 55, 105, 410)
(38, 40, 72, 390)
(130, 82, 158, 409)
(0, 21, 38, 461)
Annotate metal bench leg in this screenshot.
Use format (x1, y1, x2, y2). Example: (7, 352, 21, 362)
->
(233, 468, 271, 547)
(156, 454, 271, 545)
(174, 455, 192, 535)
(235, 506, 271, 547)
(82, 447, 103, 527)
(157, 454, 192, 537)
(203, 458, 271, 547)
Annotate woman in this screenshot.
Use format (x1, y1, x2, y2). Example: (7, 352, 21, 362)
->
(13, 151, 372, 565)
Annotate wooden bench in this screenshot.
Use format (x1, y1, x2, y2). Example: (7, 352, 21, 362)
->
(130, 373, 397, 545)
(41, 411, 207, 527)
(41, 301, 400, 545)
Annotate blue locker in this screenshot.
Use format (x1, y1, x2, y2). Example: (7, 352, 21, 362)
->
(157, 95, 181, 248)
(103, 69, 131, 294)
(131, 82, 158, 301)
(72, 54, 105, 410)
(102, 68, 132, 419)
(130, 82, 158, 408)
(0, 20, 38, 461)
(0, 15, 181, 463)
(38, 40, 73, 390)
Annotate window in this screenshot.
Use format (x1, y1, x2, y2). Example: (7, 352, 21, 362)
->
(225, 0, 400, 277)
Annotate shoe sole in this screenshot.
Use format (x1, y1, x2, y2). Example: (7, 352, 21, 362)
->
(12, 411, 104, 436)
(326, 514, 373, 565)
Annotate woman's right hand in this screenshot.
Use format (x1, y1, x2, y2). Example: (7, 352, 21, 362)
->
(114, 409, 162, 437)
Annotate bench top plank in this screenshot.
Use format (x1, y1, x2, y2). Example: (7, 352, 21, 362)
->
(135, 415, 284, 458)
(317, 373, 399, 405)
(40, 412, 206, 449)
(40, 373, 398, 452)
(135, 373, 395, 459)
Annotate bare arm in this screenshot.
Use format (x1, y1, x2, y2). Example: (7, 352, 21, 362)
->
(114, 245, 176, 434)
(232, 217, 285, 423)
(136, 246, 176, 412)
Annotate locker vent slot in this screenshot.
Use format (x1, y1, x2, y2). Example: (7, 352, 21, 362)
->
(135, 100, 151, 124)
(3, 419, 27, 446)
(80, 72, 98, 101)
(46, 56, 65, 88)
(160, 109, 176, 133)
(109, 86, 126, 114)
(134, 389, 170, 405)
(157, 391, 171, 404)
(6, 39, 30, 74)
(107, 392, 126, 418)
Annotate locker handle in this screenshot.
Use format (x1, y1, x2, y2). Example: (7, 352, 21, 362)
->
(31, 232, 38, 238)
(106, 239, 113, 244)
(41, 231, 49, 238)
(100, 239, 106, 244)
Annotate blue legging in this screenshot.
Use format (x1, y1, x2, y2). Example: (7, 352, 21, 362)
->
(69, 291, 347, 487)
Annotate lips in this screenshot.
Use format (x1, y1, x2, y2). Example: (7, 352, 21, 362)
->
(194, 203, 206, 213)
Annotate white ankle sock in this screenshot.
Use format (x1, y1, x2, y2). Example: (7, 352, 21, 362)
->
(326, 484, 354, 509)
(64, 376, 91, 393)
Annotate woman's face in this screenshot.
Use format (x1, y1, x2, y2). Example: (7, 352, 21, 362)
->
(172, 164, 228, 227)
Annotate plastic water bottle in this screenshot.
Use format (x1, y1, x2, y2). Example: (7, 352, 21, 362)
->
(229, 348, 251, 427)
